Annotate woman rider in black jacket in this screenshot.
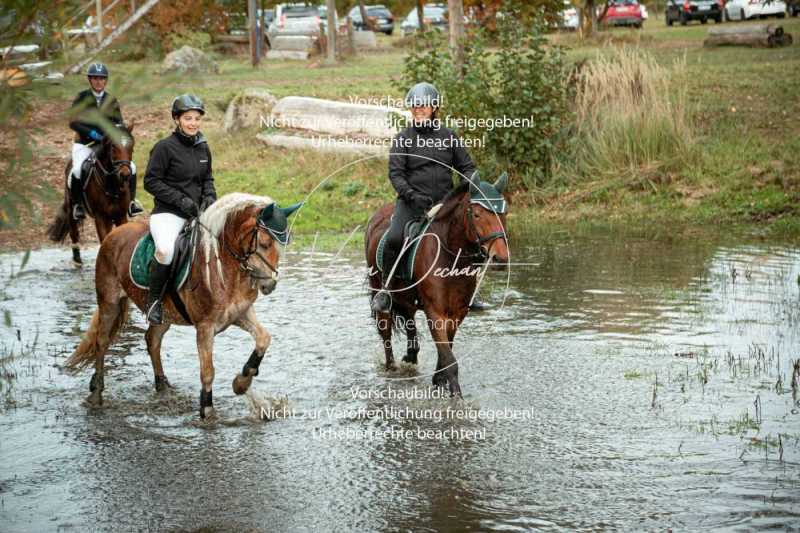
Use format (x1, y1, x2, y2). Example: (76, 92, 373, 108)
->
(143, 94, 217, 325)
(371, 82, 477, 314)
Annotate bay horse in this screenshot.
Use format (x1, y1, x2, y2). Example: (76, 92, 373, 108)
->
(365, 173, 510, 396)
(64, 193, 302, 419)
(47, 122, 136, 266)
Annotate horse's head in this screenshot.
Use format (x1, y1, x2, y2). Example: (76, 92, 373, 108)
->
(230, 201, 303, 295)
(102, 121, 135, 179)
(466, 171, 509, 265)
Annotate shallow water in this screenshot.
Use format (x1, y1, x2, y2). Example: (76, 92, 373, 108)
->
(1, 228, 799, 531)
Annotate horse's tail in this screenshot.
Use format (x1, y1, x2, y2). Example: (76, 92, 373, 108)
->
(47, 197, 70, 243)
(65, 297, 129, 371)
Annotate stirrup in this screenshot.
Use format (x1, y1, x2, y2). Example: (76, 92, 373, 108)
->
(128, 200, 144, 217)
(72, 204, 86, 220)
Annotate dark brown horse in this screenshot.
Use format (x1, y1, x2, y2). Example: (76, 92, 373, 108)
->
(365, 174, 510, 396)
(47, 123, 136, 266)
(63, 193, 302, 419)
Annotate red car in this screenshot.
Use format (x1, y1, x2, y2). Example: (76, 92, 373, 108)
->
(601, 0, 644, 28)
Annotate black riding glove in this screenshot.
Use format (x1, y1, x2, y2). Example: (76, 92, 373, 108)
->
(200, 195, 215, 212)
(179, 196, 199, 218)
(410, 192, 433, 212)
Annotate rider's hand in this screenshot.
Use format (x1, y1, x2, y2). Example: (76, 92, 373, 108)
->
(88, 129, 103, 141)
(179, 196, 199, 218)
(411, 192, 433, 212)
(200, 195, 214, 212)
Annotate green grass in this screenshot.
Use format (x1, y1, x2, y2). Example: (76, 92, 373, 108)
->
(20, 16, 800, 246)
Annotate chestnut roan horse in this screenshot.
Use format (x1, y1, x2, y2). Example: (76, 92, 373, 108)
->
(64, 193, 302, 419)
(365, 172, 510, 396)
(47, 123, 136, 265)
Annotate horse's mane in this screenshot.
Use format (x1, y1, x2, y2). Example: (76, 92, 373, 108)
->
(198, 192, 274, 288)
(434, 180, 471, 221)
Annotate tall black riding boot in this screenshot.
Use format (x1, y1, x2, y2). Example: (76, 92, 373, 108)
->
(146, 261, 172, 325)
(128, 174, 144, 217)
(69, 175, 86, 220)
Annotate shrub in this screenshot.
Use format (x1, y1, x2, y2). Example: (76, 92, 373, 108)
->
(397, 2, 572, 191)
(563, 47, 696, 186)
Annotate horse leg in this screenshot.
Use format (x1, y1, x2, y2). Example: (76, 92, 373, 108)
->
(375, 311, 396, 371)
(402, 311, 420, 365)
(146, 323, 172, 392)
(86, 297, 128, 406)
(425, 309, 461, 397)
(95, 217, 111, 243)
(68, 214, 82, 267)
(196, 323, 216, 419)
(232, 306, 272, 395)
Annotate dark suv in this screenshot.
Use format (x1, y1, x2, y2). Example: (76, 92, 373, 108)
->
(348, 5, 395, 34)
(665, 0, 722, 25)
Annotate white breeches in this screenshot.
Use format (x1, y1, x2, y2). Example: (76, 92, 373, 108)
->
(69, 143, 136, 186)
(150, 212, 187, 265)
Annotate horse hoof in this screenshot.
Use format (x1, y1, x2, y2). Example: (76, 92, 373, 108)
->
(200, 406, 216, 420)
(154, 375, 172, 392)
(432, 373, 448, 389)
(232, 374, 253, 395)
(449, 383, 463, 398)
(402, 354, 418, 365)
(85, 391, 103, 407)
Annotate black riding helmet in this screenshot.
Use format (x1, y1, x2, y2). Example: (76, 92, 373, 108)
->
(87, 62, 109, 78)
(405, 82, 440, 108)
(171, 94, 205, 119)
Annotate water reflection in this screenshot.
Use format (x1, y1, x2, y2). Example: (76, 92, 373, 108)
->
(0, 227, 798, 531)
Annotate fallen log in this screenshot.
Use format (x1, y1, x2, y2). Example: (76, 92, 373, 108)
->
(704, 24, 793, 48)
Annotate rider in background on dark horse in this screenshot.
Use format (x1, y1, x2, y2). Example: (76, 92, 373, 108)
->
(68, 62, 143, 220)
(371, 82, 488, 314)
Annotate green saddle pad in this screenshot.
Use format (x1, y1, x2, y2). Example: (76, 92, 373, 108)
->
(129, 233, 192, 290)
(376, 217, 433, 280)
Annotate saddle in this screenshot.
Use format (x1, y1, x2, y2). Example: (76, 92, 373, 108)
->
(130, 221, 198, 291)
(376, 211, 435, 280)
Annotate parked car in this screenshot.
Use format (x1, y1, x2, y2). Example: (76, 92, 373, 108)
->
(348, 5, 395, 34)
(268, 3, 321, 38)
(723, 0, 787, 20)
(600, 0, 644, 27)
(400, 4, 448, 36)
(666, 0, 722, 25)
(558, 1, 580, 29)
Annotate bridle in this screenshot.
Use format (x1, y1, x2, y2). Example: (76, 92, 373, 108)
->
(437, 198, 507, 260)
(466, 202, 507, 248)
(90, 136, 133, 198)
(223, 223, 280, 282)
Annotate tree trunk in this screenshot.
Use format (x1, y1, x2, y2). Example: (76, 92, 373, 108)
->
(704, 24, 793, 47)
(448, 0, 465, 74)
(416, 0, 426, 33)
(325, 0, 336, 64)
(358, 0, 374, 31)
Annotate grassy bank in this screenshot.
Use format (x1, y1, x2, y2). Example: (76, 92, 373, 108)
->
(5, 16, 800, 252)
